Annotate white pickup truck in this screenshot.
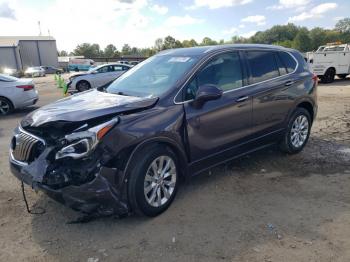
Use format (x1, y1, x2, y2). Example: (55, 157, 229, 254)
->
(306, 43, 350, 83)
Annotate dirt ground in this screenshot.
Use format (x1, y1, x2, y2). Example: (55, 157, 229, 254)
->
(1, 75, 350, 262)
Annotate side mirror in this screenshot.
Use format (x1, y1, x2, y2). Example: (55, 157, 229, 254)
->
(191, 84, 222, 108)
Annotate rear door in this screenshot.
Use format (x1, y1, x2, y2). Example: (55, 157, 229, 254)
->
(246, 50, 298, 136)
(183, 51, 253, 162)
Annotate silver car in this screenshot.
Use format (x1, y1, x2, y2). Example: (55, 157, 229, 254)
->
(67, 63, 131, 92)
(24, 66, 46, 77)
(0, 74, 39, 115)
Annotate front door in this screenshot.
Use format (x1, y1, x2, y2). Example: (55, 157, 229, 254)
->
(183, 52, 253, 162)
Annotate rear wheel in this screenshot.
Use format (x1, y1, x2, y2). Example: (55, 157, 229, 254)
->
(321, 68, 335, 83)
(128, 145, 179, 217)
(280, 108, 311, 154)
(0, 97, 14, 115)
(76, 80, 91, 92)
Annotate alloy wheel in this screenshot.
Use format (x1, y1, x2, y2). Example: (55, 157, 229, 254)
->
(290, 115, 309, 148)
(0, 100, 10, 115)
(144, 156, 177, 207)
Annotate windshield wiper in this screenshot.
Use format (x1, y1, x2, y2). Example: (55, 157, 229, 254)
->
(117, 91, 131, 96)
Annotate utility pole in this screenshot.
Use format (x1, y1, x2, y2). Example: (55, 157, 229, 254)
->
(38, 21, 42, 36)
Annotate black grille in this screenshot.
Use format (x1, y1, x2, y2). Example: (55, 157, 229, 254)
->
(11, 131, 44, 163)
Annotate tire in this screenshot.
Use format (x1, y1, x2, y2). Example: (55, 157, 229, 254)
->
(128, 145, 179, 217)
(337, 74, 348, 79)
(322, 68, 335, 83)
(279, 108, 311, 154)
(0, 97, 14, 115)
(76, 80, 91, 92)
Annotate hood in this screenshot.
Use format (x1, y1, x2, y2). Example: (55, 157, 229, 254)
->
(21, 89, 158, 127)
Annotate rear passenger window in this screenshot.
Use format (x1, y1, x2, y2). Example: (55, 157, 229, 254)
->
(278, 52, 297, 73)
(275, 53, 287, 75)
(246, 51, 279, 84)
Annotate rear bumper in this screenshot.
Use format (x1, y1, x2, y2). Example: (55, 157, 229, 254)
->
(9, 154, 129, 216)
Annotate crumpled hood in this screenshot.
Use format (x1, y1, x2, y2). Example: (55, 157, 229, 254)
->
(21, 89, 158, 127)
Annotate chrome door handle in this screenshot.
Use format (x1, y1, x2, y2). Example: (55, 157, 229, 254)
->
(236, 96, 249, 102)
(285, 81, 295, 86)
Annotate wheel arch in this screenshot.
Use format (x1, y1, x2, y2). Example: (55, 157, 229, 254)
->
(122, 137, 189, 182)
(296, 100, 315, 123)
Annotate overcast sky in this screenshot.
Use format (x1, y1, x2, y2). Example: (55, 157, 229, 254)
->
(0, 0, 348, 51)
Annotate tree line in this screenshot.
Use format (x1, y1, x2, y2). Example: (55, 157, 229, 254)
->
(58, 18, 350, 58)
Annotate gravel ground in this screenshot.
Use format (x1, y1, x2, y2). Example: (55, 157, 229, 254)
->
(0, 75, 350, 262)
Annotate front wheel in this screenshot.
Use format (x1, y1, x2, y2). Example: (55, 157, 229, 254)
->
(128, 145, 179, 217)
(76, 80, 91, 92)
(280, 108, 311, 154)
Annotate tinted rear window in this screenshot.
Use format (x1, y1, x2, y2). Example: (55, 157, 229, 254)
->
(275, 53, 287, 75)
(246, 51, 279, 84)
(278, 52, 297, 73)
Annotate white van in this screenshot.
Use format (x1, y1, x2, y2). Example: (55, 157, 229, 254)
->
(306, 43, 350, 83)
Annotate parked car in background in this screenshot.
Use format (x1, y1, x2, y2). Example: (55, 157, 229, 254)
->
(9, 44, 317, 217)
(68, 58, 95, 72)
(67, 63, 132, 92)
(306, 43, 350, 83)
(24, 67, 46, 77)
(41, 66, 64, 74)
(0, 74, 38, 115)
(117, 60, 130, 65)
(129, 61, 140, 66)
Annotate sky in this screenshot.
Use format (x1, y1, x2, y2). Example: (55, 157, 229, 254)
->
(0, 0, 349, 52)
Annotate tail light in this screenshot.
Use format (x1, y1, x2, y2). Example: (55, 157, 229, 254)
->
(312, 73, 318, 84)
(16, 85, 34, 91)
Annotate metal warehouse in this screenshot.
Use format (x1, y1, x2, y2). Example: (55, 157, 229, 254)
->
(0, 36, 58, 71)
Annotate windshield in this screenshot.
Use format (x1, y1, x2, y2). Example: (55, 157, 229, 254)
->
(106, 55, 199, 97)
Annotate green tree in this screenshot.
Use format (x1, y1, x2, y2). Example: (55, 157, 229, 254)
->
(103, 44, 117, 57)
(121, 44, 132, 55)
(182, 39, 198, 47)
(335, 18, 350, 33)
(154, 38, 163, 51)
(273, 40, 293, 48)
(292, 29, 312, 52)
(163, 36, 176, 49)
(201, 37, 217, 46)
(58, 50, 68, 56)
(73, 43, 102, 58)
(309, 27, 327, 50)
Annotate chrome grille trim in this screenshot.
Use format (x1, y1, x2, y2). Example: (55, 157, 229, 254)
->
(11, 126, 45, 164)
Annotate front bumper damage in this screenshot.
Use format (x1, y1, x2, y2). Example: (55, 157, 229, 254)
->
(10, 143, 129, 217)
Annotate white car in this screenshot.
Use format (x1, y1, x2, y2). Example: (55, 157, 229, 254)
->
(67, 63, 132, 92)
(0, 74, 39, 115)
(24, 66, 46, 77)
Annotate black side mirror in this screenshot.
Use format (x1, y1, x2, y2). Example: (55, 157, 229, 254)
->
(191, 84, 222, 108)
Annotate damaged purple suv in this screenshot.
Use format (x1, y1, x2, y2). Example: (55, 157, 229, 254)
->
(10, 44, 317, 217)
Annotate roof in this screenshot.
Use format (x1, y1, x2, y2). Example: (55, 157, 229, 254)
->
(0, 36, 55, 47)
(157, 44, 292, 57)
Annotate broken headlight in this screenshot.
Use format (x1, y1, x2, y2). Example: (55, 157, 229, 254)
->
(55, 118, 119, 160)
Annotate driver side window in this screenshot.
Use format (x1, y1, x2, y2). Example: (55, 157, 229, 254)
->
(184, 52, 243, 101)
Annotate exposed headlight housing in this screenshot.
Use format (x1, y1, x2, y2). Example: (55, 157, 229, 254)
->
(55, 118, 119, 160)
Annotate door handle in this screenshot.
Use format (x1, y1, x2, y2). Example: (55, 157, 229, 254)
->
(236, 96, 249, 102)
(284, 80, 295, 86)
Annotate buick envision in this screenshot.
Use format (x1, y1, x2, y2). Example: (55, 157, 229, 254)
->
(9, 45, 317, 217)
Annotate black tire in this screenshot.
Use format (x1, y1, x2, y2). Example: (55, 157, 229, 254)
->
(0, 97, 14, 115)
(280, 108, 312, 154)
(74, 67, 79, 72)
(337, 74, 348, 79)
(76, 80, 91, 92)
(128, 144, 179, 217)
(322, 68, 335, 83)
